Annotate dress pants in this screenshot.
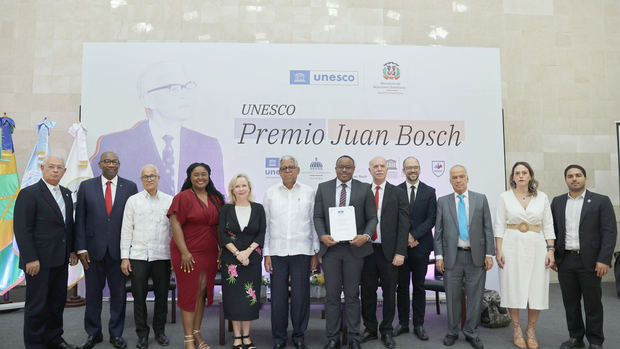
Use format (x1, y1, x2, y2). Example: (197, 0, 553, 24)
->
(129, 259, 171, 338)
(361, 244, 398, 334)
(557, 253, 604, 346)
(322, 243, 364, 343)
(396, 247, 430, 327)
(270, 255, 311, 345)
(24, 264, 68, 349)
(443, 249, 485, 339)
(84, 250, 127, 337)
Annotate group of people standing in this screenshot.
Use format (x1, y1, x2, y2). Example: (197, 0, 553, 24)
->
(13, 151, 616, 349)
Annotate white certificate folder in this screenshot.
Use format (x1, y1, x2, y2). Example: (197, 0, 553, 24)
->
(328, 206, 357, 241)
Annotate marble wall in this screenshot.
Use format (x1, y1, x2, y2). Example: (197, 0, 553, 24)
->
(1, 0, 619, 279)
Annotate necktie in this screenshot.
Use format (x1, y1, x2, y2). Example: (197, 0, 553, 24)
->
(105, 181, 113, 216)
(457, 194, 469, 241)
(54, 187, 66, 222)
(162, 135, 175, 192)
(339, 183, 347, 207)
(410, 185, 416, 204)
(372, 186, 380, 241)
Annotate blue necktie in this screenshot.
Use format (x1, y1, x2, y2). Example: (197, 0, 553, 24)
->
(457, 194, 468, 241)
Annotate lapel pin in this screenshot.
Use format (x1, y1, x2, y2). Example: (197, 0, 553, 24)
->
(587, 199, 591, 203)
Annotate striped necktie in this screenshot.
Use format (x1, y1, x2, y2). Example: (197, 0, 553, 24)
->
(54, 187, 66, 222)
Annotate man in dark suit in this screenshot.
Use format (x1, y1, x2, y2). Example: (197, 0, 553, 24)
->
(314, 155, 378, 349)
(91, 61, 224, 195)
(75, 151, 138, 349)
(551, 165, 617, 349)
(14, 154, 79, 349)
(434, 165, 494, 349)
(360, 157, 409, 349)
(394, 156, 437, 340)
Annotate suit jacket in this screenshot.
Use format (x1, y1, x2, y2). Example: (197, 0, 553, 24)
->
(91, 120, 225, 195)
(74, 176, 138, 261)
(434, 191, 495, 269)
(398, 181, 437, 254)
(551, 190, 617, 269)
(14, 179, 74, 269)
(314, 178, 378, 258)
(218, 202, 266, 265)
(375, 182, 409, 260)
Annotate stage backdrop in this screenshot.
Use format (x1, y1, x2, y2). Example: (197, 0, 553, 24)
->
(81, 43, 504, 290)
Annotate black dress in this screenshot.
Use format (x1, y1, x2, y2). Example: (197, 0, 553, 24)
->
(218, 202, 266, 321)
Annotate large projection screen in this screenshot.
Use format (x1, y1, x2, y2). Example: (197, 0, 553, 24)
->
(82, 43, 504, 289)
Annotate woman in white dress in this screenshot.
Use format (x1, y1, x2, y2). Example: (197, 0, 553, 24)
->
(495, 162, 555, 349)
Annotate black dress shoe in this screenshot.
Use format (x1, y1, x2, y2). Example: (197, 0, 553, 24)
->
(136, 337, 148, 349)
(392, 324, 409, 337)
(465, 336, 483, 349)
(80, 333, 103, 349)
(360, 330, 378, 343)
(589, 345, 602, 349)
(109, 336, 127, 349)
(560, 338, 586, 349)
(413, 326, 429, 341)
(293, 342, 305, 349)
(443, 334, 457, 346)
(380, 333, 396, 349)
(323, 339, 340, 349)
(348, 341, 361, 349)
(273, 343, 286, 349)
(154, 334, 169, 347)
(51, 340, 78, 349)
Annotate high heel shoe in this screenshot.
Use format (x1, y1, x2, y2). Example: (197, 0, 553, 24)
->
(525, 325, 538, 349)
(241, 335, 256, 349)
(192, 330, 210, 349)
(232, 336, 244, 349)
(184, 335, 195, 349)
(512, 323, 526, 349)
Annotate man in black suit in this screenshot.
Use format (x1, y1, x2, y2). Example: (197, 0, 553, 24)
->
(75, 151, 138, 349)
(14, 154, 79, 349)
(314, 155, 378, 349)
(394, 156, 437, 341)
(360, 157, 409, 349)
(551, 165, 617, 349)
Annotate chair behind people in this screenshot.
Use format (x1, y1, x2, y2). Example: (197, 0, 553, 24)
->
(124, 275, 177, 323)
(424, 258, 466, 326)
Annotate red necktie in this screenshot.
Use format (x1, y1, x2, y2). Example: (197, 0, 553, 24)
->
(105, 181, 113, 216)
(372, 186, 379, 241)
(339, 183, 347, 207)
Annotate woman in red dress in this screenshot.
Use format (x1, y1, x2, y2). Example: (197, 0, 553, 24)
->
(168, 163, 224, 349)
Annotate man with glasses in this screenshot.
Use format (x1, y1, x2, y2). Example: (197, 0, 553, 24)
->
(263, 155, 319, 349)
(314, 155, 378, 349)
(394, 157, 437, 340)
(76, 152, 138, 349)
(91, 60, 224, 195)
(120, 165, 173, 349)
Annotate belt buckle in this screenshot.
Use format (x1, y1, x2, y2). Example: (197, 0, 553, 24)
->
(518, 222, 528, 233)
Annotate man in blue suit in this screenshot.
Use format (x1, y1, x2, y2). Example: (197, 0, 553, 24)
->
(75, 151, 138, 349)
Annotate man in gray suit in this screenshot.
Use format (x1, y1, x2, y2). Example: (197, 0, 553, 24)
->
(434, 165, 494, 349)
(314, 155, 378, 349)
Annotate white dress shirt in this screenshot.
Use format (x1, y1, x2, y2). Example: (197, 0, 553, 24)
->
(120, 190, 173, 261)
(263, 181, 319, 256)
(101, 175, 118, 203)
(371, 181, 385, 243)
(406, 181, 418, 204)
(335, 179, 352, 206)
(565, 190, 586, 250)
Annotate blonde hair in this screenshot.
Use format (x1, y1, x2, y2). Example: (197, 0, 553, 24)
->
(227, 173, 254, 204)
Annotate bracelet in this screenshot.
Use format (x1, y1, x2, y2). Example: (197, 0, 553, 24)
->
(233, 250, 240, 256)
(546, 245, 555, 251)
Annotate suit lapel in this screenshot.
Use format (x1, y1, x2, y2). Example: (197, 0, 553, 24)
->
(38, 180, 64, 222)
(448, 193, 459, 229)
(328, 179, 338, 207)
(557, 194, 568, 234)
(578, 190, 590, 229)
(468, 192, 476, 226)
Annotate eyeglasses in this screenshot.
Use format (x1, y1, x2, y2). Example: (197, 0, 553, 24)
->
(100, 159, 120, 165)
(279, 166, 297, 172)
(336, 166, 354, 171)
(147, 81, 197, 96)
(404, 166, 420, 171)
(141, 175, 158, 181)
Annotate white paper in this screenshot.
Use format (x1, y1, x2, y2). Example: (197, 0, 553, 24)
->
(328, 206, 357, 241)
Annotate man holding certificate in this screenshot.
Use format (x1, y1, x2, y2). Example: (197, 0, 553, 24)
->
(314, 155, 378, 349)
